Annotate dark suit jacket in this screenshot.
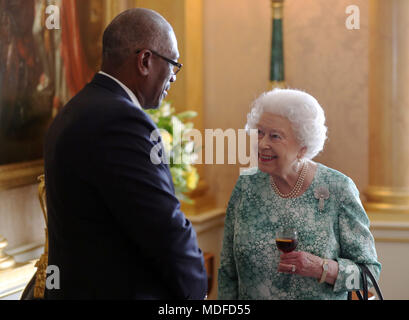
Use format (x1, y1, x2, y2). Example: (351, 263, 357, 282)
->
(44, 73, 207, 299)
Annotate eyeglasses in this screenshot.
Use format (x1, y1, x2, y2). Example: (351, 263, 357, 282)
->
(135, 49, 183, 75)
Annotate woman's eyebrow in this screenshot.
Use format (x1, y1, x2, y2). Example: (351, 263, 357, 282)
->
(266, 128, 286, 136)
(257, 126, 287, 138)
(270, 129, 285, 135)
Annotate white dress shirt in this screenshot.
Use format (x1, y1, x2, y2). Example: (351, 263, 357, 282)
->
(98, 71, 142, 110)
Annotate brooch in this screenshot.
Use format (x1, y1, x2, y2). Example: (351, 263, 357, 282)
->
(314, 186, 329, 211)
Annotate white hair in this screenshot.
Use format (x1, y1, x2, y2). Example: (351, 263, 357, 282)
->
(245, 88, 327, 160)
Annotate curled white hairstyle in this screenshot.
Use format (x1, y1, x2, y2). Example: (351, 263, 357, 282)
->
(246, 88, 327, 160)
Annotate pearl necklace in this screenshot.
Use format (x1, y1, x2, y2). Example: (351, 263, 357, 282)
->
(270, 161, 308, 198)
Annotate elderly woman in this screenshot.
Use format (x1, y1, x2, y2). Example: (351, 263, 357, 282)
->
(218, 89, 381, 300)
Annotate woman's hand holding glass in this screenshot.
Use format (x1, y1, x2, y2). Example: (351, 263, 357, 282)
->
(278, 250, 324, 278)
(275, 228, 336, 281)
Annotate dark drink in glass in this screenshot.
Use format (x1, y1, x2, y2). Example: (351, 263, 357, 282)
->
(275, 229, 298, 253)
(275, 238, 298, 253)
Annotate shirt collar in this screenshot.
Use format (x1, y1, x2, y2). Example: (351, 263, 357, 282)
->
(98, 71, 142, 110)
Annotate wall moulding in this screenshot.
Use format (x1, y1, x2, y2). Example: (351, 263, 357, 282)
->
(0, 160, 44, 192)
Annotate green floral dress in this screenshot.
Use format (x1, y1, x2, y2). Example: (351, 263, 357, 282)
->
(218, 163, 381, 300)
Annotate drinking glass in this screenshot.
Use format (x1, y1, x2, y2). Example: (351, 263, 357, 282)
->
(275, 228, 298, 253)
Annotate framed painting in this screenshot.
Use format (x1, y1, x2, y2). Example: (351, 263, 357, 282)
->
(0, 0, 130, 191)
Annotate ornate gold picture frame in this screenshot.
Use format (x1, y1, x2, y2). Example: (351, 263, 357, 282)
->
(0, 160, 44, 191)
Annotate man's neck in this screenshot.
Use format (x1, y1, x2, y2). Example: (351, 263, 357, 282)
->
(98, 71, 142, 110)
(101, 64, 146, 108)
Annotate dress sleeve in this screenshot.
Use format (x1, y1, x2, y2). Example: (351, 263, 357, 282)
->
(333, 177, 382, 293)
(217, 176, 243, 299)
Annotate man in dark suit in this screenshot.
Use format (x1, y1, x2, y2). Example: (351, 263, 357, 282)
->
(44, 8, 207, 299)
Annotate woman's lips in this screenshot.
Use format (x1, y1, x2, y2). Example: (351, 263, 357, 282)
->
(258, 154, 278, 162)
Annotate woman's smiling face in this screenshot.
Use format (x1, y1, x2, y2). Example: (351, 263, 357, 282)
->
(257, 112, 305, 177)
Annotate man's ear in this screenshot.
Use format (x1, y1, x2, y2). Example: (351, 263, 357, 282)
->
(136, 50, 152, 76)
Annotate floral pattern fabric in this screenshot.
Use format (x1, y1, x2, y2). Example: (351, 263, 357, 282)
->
(218, 163, 381, 300)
